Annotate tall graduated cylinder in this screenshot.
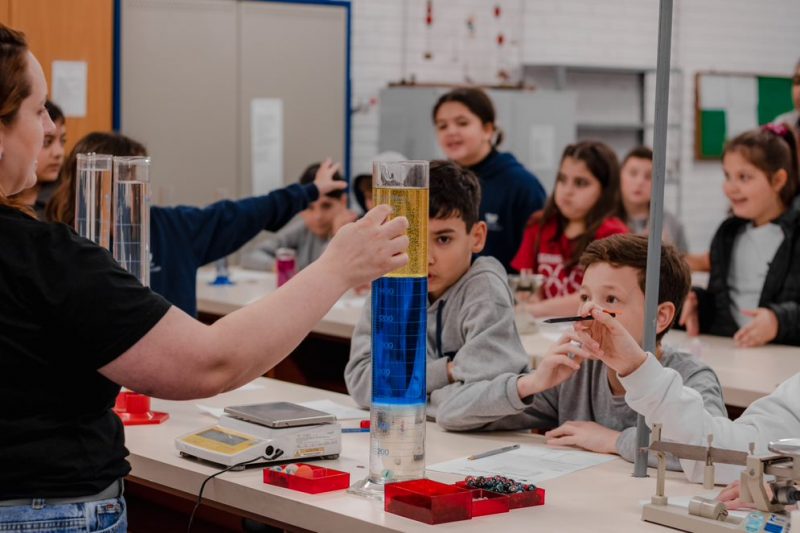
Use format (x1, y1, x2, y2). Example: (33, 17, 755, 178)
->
(112, 157, 151, 286)
(368, 160, 429, 486)
(74, 153, 113, 249)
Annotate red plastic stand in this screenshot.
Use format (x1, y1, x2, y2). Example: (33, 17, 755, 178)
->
(113, 391, 169, 425)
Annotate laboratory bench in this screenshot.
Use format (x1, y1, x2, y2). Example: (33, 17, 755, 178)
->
(124, 377, 716, 532)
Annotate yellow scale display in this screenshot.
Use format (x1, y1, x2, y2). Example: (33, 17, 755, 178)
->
(175, 402, 342, 468)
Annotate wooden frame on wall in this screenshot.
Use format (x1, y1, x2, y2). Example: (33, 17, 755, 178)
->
(695, 70, 794, 160)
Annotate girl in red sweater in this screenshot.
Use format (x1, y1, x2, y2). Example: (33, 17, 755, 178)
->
(512, 140, 628, 317)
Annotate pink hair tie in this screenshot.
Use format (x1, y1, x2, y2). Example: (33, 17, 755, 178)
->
(762, 122, 790, 137)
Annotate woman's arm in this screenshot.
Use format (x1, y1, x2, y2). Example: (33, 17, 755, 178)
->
(99, 206, 408, 400)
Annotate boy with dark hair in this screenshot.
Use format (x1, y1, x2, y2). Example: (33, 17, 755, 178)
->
(345, 161, 531, 421)
(584, 245, 800, 484)
(440, 234, 726, 469)
(243, 162, 352, 271)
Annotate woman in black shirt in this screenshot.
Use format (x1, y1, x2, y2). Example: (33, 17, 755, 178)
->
(0, 25, 408, 531)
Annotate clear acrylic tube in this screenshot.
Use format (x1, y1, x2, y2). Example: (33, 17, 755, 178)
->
(351, 161, 429, 498)
(112, 156, 151, 286)
(74, 153, 113, 249)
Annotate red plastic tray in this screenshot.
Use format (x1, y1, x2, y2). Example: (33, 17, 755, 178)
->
(384, 479, 472, 524)
(262, 463, 349, 494)
(455, 481, 546, 510)
(508, 487, 546, 509)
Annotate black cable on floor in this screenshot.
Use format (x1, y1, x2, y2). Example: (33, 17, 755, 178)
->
(187, 454, 271, 533)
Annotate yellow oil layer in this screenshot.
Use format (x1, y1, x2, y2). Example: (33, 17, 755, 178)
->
(374, 187, 428, 278)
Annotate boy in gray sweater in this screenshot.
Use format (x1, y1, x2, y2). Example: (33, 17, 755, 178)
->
(243, 161, 352, 271)
(345, 161, 530, 421)
(437, 234, 727, 469)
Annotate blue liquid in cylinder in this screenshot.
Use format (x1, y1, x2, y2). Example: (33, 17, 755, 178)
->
(369, 276, 427, 483)
(371, 277, 427, 405)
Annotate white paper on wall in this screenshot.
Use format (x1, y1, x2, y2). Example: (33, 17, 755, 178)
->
(529, 124, 556, 171)
(251, 98, 283, 196)
(699, 75, 728, 110)
(727, 108, 758, 137)
(726, 76, 757, 110)
(726, 76, 758, 136)
(51, 60, 88, 118)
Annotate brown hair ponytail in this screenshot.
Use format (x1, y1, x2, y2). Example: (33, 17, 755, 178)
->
(0, 24, 34, 216)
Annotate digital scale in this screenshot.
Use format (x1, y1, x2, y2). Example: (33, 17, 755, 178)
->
(175, 402, 342, 468)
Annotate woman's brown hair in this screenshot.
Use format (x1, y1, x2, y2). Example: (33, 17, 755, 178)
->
(0, 24, 35, 216)
(46, 132, 147, 225)
(532, 140, 622, 269)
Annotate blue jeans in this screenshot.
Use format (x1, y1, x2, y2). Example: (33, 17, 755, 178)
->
(0, 497, 126, 532)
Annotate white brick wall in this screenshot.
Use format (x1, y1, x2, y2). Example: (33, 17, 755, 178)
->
(676, 0, 800, 252)
(351, 0, 523, 175)
(351, 0, 800, 252)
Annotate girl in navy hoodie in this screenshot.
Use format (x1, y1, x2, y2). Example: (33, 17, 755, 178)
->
(433, 87, 546, 272)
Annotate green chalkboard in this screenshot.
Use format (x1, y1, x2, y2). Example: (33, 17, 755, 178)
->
(758, 77, 794, 125)
(700, 110, 726, 158)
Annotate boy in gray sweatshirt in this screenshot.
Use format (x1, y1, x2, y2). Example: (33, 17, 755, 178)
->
(345, 161, 530, 421)
(437, 234, 727, 469)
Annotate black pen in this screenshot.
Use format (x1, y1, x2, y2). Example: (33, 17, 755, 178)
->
(543, 310, 618, 324)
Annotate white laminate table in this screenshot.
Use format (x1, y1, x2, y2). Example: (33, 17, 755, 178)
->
(197, 267, 364, 339)
(126, 378, 713, 533)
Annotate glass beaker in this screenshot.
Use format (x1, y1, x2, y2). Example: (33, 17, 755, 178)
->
(112, 156, 151, 286)
(350, 160, 429, 499)
(74, 153, 113, 250)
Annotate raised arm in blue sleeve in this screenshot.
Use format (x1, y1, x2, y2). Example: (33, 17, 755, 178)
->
(148, 183, 318, 315)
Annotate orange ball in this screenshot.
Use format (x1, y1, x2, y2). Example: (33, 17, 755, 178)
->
(295, 465, 315, 479)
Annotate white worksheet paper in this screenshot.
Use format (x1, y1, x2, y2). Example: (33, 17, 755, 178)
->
(427, 445, 615, 484)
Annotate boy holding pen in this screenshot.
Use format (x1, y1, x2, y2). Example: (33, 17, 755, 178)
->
(344, 161, 531, 420)
(439, 234, 727, 470)
(582, 281, 800, 487)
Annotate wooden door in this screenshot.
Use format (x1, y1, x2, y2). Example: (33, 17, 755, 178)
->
(9, 0, 114, 153)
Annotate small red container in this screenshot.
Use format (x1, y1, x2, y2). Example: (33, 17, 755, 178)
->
(508, 487, 546, 509)
(468, 489, 510, 517)
(455, 481, 546, 511)
(384, 479, 472, 525)
(262, 463, 349, 494)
